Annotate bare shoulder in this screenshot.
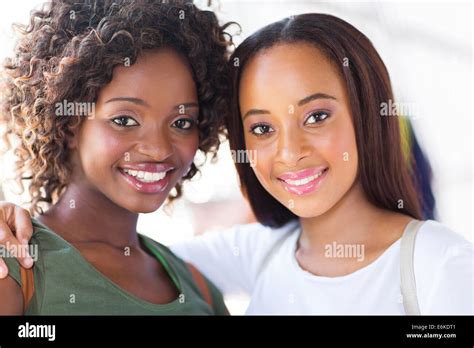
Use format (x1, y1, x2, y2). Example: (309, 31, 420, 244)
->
(0, 276, 23, 315)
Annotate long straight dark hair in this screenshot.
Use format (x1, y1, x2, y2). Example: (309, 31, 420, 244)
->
(226, 13, 423, 227)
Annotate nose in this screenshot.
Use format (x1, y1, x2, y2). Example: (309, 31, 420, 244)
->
(135, 124, 174, 162)
(274, 125, 311, 167)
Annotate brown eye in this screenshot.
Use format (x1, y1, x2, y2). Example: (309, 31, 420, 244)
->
(304, 111, 330, 125)
(250, 123, 274, 136)
(172, 118, 195, 130)
(111, 116, 139, 127)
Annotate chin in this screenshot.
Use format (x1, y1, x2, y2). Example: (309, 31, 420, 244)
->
(121, 198, 166, 214)
(276, 194, 332, 219)
(136, 206, 162, 214)
(291, 208, 325, 219)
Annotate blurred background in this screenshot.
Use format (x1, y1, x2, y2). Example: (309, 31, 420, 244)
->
(0, 0, 472, 313)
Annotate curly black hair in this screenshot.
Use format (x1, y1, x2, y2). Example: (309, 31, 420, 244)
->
(1, 0, 236, 215)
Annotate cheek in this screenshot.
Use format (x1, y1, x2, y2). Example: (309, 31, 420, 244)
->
(245, 137, 276, 188)
(323, 118, 359, 182)
(174, 132, 199, 171)
(76, 121, 129, 170)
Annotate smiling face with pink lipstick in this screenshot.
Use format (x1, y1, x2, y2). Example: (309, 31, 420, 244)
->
(229, 14, 422, 229)
(74, 48, 199, 213)
(239, 43, 358, 218)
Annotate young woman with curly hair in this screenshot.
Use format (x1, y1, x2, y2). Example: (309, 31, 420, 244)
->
(0, 0, 233, 315)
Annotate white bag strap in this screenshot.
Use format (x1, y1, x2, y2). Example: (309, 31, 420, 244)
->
(400, 219, 424, 315)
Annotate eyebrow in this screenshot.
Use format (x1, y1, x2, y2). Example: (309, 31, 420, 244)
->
(242, 92, 337, 120)
(297, 92, 337, 106)
(105, 97, 150, 107)
(105, 97, 199, 112)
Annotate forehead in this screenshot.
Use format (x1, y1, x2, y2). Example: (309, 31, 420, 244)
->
(239, 42, 346, 106)
(97, 48, 197, 106)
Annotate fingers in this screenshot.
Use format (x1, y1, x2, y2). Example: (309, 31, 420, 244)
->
(0, 258, 8, 279)
(0, 220, 34, 269)
(13, 206, 33, 246)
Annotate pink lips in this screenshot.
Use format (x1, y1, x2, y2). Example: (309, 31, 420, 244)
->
(277, 166, 328, 196)
(118, 162, 175, 194)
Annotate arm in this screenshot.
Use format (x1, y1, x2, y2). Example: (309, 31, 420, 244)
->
(423, 242, 474, 314)
(0, 276, 23, 314)
(415, 222, 474, 314)
(170, 222, 292, 296)
(0, 202, 34, 279)
(171, 225, 253, 296)
(170, 224, 261, 296)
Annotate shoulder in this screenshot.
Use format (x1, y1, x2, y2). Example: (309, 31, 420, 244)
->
(30, 218, 70, 249)
(139, 234, 228, 314)
(415, 220, 473, 259)
(2, 218, 74, 288)
(0, 219, 58, 314)
(414, 220, 474, 314)
(1, 219, 48, 285)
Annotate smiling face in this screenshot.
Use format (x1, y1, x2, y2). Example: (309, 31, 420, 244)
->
(239, 43, 359, 218)
(71, 48, 199, 213)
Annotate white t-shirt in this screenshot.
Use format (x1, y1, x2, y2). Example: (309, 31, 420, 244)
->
(170, 220, 474, 315)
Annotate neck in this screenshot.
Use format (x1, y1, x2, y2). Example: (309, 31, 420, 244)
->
(298, 182, 395, 253)
(38, 181, 140, 249)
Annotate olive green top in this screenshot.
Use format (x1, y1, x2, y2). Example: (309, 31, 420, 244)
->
(2, 219, 227, 315)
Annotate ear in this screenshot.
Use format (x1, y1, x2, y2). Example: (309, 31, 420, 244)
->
(68, 136, 77, 149)
(67, 128, 80, 149)
(67, 118, 83, 149)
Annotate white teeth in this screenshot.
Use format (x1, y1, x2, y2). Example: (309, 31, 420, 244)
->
(122, 168, 166, 183)
(285, 169, 326, 186)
